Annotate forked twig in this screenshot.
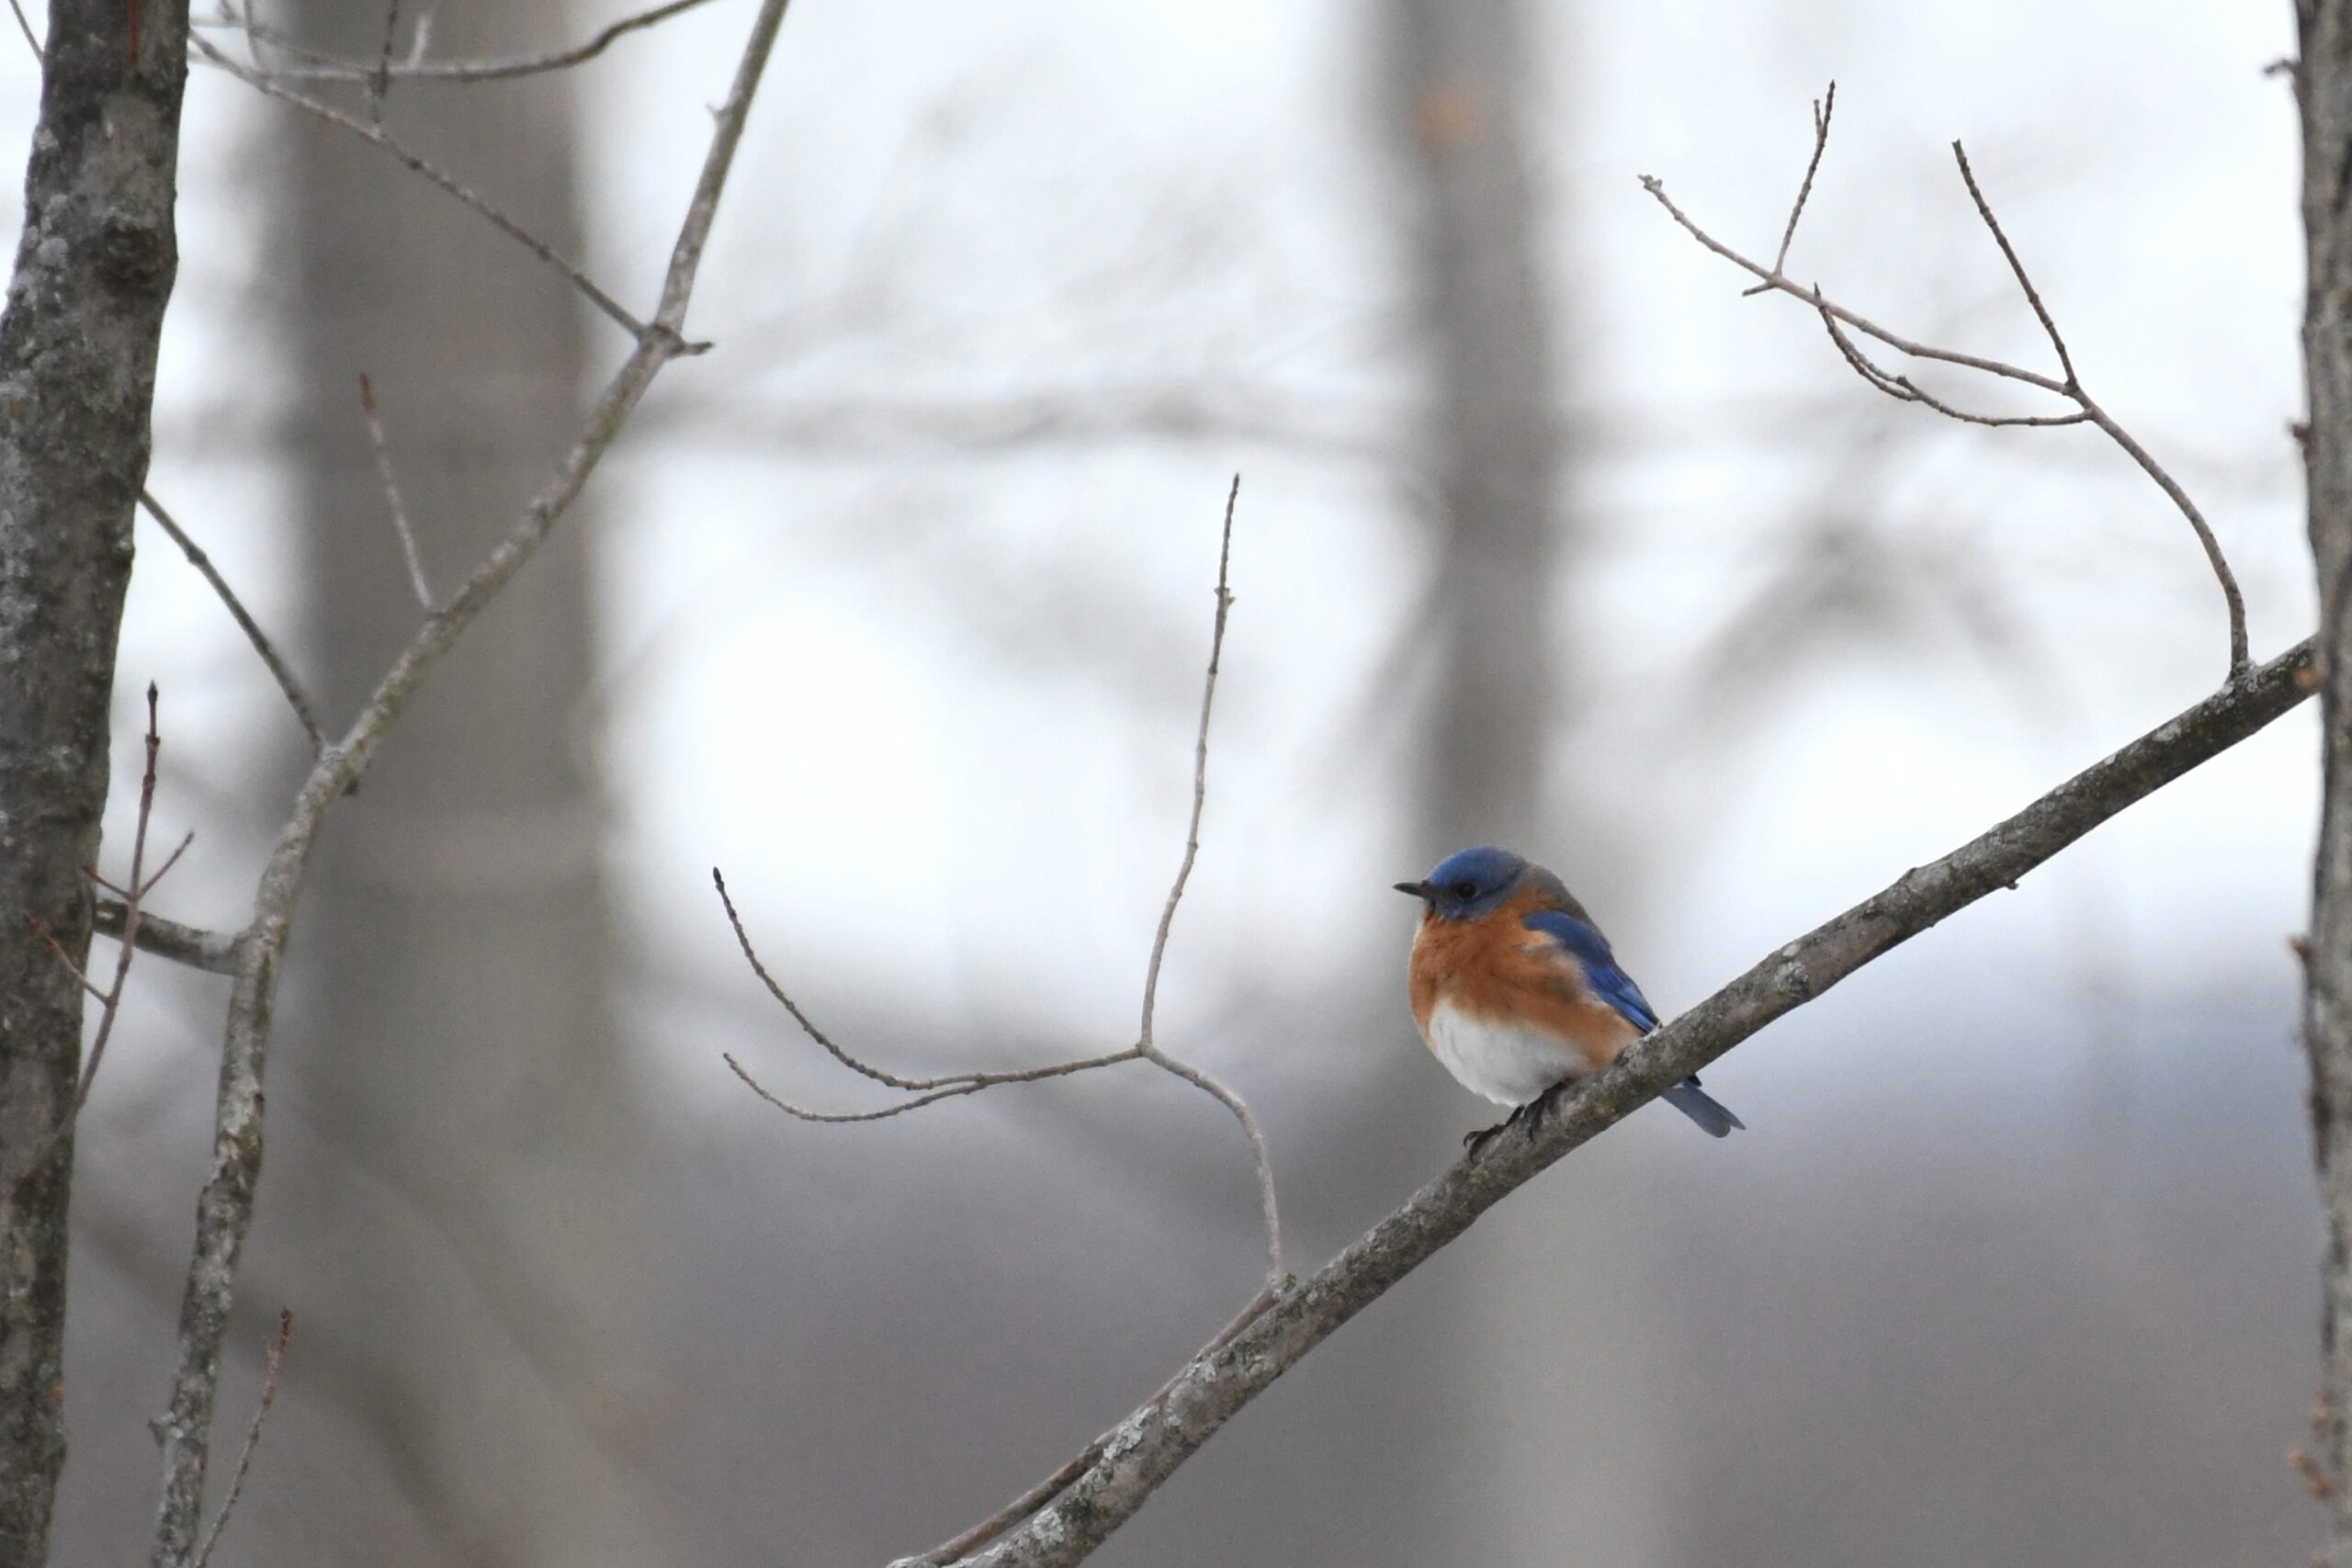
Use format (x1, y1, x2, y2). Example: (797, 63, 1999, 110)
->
(722, 1046, 1140, 1123)
(1131, 476, 1284, 1290)
(1641, 95, 2252, 677)
(1746, 80, 1834, 291)
(1815, 307, 2088, 429)
(718, 480, 1284, 1285)
(713, 868, 1144, 1109)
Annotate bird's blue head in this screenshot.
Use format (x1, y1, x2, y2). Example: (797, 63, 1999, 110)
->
(1395, 845, 1529, 922)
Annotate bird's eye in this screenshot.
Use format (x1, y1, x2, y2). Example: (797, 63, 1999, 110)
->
(1453, 880, 1478, 900)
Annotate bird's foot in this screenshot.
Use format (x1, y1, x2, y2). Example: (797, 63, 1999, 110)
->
(1463, 1094, 1553, 1159)
(1463, 1083, 1582, 1159)
(1529, 1077, 1577, 1124)
(1462, 1118, 1510, 1158)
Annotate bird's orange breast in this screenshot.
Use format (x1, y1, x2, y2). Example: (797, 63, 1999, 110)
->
(1408, 891, 1640, 1074)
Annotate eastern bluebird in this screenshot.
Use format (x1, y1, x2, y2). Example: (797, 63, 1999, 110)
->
(1396, 845, 1743, 1150)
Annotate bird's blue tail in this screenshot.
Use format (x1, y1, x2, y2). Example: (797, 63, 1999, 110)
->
(1662, 1077, 1744, 1138)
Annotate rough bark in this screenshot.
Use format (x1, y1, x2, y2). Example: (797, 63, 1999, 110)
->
(0, 3, 190, 1561)
(2301, 6, 2352, 1562)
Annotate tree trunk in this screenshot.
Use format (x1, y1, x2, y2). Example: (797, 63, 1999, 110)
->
(0, 4, 190, 1562)
(252, 4, 673, 1559)
(1391, 0, 1565, 852)
(2304, 6, 2352, 1562)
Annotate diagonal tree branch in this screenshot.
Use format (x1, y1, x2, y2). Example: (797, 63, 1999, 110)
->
(922, 637, 2316, 1568)
(144, 2, 797, 1562)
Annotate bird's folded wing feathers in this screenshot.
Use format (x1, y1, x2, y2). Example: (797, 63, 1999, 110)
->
(1521, 908, 1660, 1032)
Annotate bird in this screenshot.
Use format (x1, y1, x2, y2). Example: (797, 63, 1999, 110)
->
(1396, 845, 1743, 1152)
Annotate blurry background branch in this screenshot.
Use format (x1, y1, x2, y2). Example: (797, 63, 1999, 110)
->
(193, 0, 718, 84)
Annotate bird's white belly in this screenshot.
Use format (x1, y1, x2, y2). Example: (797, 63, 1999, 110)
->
(1425, 1000, 1579, 1107)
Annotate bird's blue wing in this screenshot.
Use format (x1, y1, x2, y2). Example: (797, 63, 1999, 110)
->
(1522, 908, 1658, 1032)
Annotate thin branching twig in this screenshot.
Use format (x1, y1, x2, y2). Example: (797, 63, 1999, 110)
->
(1640, 95, 2252, 678)
(713, 869, 1130, 1097)
(718, 480, 1284, 1288)
(1130, 476, 1284, 1290)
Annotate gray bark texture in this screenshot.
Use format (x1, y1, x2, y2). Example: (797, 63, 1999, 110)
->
(2302, 6, 2352, 1560)
(0, 3, 190, 1562)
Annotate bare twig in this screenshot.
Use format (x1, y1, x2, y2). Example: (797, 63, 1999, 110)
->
(138, 491, 327, 755)
(92, 898, 243, 976)
(356, 374, 434, 611)
(9, 687, 189, 1201)
(5, 0, 37, 58)
(1131, 476, 1284, 1289)
(1815, 307, 2089, 429)
(147, 4, 798, 1562)
(1640, 102, 2253, 679)
(715, 480, 1286, 1281)
(189, 1308, 291, 1568)
(723, 1048, 1141, 1123)
(934, 637, 2317, 1568)
(212, 0, 719, 84)
(189, 32, 651, 342)
(72, 685, 172, 1120)
(1746, 79, 1833, 291)
(714, 867, 1142, 1101)
(1948, 141, 2076, 387)
(1948, 141, 2249, 672)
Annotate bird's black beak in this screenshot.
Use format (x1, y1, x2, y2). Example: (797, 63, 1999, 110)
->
(1394, 880, 1435, 901)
